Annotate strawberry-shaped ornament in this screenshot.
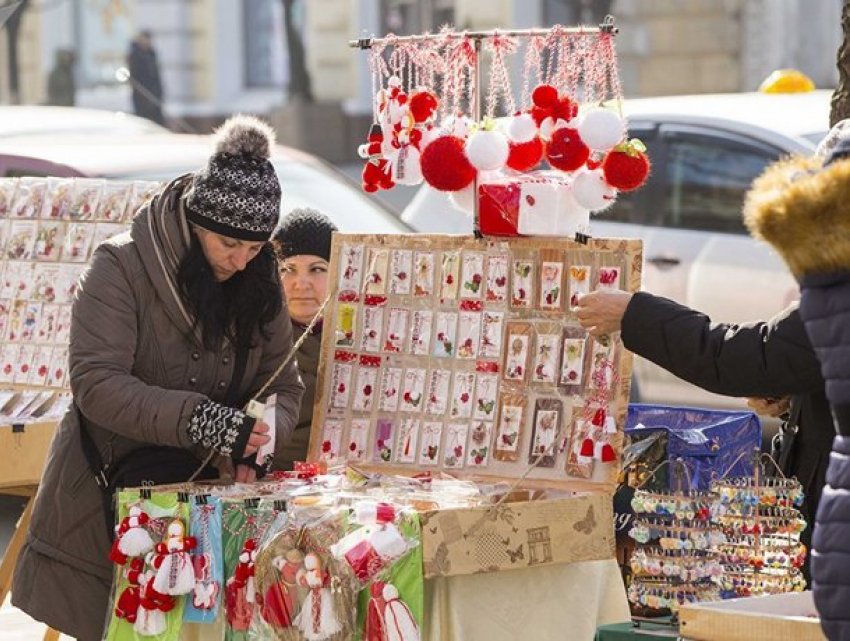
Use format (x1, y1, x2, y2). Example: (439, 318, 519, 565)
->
(358, 124, 395, 193)
(152, 518, 197, 596)
(602, 139, 651, 191)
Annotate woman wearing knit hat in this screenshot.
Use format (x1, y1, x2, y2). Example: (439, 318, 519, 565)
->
(11, 114, 304, 640)
(745, 123, 850, 641)
(272, 207, 338, 469)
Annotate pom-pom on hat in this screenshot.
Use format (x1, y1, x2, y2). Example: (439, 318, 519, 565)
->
(185, 114, 282, 241)
(273, 207, 338, 261)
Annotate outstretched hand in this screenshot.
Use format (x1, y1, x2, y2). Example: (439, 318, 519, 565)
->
(575, 289, 634, 338)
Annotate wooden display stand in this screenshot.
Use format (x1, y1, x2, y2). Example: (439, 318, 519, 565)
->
(0, 419, 59, 641)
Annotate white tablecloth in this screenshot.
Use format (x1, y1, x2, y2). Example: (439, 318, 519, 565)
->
(424, 558, 631, 640)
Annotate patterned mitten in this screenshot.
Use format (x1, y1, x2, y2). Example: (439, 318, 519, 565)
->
(188, 400, 255, 458)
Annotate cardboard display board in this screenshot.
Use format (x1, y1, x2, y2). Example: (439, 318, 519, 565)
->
(0, 177, 160, 486)
(308, 233, 642, 491)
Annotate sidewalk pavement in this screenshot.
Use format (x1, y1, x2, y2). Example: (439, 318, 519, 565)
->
(1, 595, 73, 641)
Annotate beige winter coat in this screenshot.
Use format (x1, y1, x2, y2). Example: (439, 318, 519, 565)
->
(11, 176, 303, 640)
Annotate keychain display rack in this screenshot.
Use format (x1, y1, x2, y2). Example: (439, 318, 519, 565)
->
(710, 455, 807, 599)
(626, 460, 724, 614)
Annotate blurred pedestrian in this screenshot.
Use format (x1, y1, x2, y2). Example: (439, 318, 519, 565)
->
(127, 29, 164, 125)
(745, 119, 850, 641)
(46, 48, 76, 107)
(271, 208, 337, 469)
(11, 115, 303, 640)
(575, 290, 831, 584)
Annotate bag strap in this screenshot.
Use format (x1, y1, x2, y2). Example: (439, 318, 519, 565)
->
(77, 409, 117, 539)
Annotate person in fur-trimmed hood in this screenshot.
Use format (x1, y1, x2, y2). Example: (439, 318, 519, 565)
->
(11, 114, 303, 640)
(744, 121, 850, 641)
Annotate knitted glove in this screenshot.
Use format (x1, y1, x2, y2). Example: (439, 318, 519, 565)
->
(187, 399, 255, 459)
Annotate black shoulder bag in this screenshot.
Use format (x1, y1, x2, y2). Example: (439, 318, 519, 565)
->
(770, 395, 802, 477)
(80, 345, 248, 537)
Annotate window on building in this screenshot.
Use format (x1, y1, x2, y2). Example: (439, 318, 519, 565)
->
(244, 0, 287, 88)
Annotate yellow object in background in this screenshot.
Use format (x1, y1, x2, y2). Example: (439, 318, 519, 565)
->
(759, 69, 816, 93)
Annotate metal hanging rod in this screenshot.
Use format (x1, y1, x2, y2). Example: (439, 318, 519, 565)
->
(349, 16, 617, 49)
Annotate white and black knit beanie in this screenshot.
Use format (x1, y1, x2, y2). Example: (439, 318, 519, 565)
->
(185, 115, 281, 241)
(274, 208, 338, 261)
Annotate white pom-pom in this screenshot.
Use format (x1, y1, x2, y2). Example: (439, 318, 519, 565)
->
(465, 129, 510, 171)
(578, 109, 624, 152)
(572, 168, 617, 212)
(118, 527, 154, 558)
(448, 182, 476, 214)
(382, 583, 400, 601)
(507, 113, 538, 143)
(213, 114, 275, 159)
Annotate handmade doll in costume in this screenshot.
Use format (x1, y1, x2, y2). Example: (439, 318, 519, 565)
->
(134, 558, 176, 637)
(293, 551, 342, 640)
(261, 548, 304, 627)
(382, 583, 420, 641)
(225, 538, 257, 630)
(114, 506, 155, 562)
(152, 518, 197, 596)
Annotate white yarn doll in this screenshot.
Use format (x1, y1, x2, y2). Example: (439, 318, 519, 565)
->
(382, 583, 420, 641)
(152, 518, 197, 595)
(293, 552, 342, 640)
(116, 505, 155, 558)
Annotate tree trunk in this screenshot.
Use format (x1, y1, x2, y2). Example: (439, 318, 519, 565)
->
(282, 0, 313, 103)
(4, 0, 29, 104)
(831, 0, 850, 126)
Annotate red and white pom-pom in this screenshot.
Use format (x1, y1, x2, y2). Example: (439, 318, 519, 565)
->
(465, 128, 510, 172)
(572, 168, 617, 212)
(545, 127, 590, 172)
(420, 135, 476, 192)
(602, 140, 651, 191)
(506, 138, 544, 172)
(578, 109, 624, 152)
(507, 112, 538, 143)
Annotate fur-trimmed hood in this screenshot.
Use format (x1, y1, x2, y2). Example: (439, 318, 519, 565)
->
(743, 154, 850, 279)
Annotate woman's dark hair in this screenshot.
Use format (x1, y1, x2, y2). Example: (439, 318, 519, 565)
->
(177, 233, 283, 350)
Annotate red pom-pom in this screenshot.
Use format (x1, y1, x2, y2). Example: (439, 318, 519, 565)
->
(506, 138, 544, 171)
(602, 146, 651, 191)
(408, 91, 438, 123)
(545, 128, 590, 172)
(532, 84, 559, 108)
(600, 442, 617, 463)
(579, 437, 595, 458)
(420, 135, 476, 192)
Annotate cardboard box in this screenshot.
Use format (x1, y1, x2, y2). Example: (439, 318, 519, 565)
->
(678, 591, 824, 641)
(0, 421, 57, 490)
(420, 491, 614, 578)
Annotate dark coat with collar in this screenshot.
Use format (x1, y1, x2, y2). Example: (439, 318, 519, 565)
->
(11, 178, 303, 640)
(745, 150, 850, 640)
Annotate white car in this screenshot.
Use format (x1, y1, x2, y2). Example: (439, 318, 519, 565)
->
(0, 106, 169, 138)
(401, 90, 831, 408)
(0, 132, 410, 234)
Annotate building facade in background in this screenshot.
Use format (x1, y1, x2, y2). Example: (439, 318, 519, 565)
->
(0, 0, 841, 156)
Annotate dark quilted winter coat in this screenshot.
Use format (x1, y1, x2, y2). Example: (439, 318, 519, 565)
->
(745, 148, 850, 641)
